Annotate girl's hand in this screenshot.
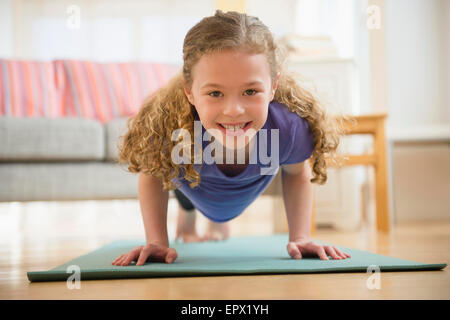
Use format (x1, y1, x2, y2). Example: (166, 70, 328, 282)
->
(112, 243, 178, 266)
(286, 238, 351, 260)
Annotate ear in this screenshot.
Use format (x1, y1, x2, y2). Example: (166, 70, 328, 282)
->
(271, 72, 280, 100)
(182, 78, 195, 105)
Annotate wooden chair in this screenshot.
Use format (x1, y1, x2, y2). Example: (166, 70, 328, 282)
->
(271, 113, 390, 236)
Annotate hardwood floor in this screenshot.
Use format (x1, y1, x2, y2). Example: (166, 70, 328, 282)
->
(0, 197, 448, 299)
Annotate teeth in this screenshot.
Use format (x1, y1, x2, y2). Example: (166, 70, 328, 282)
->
(221, 123, 246, 130)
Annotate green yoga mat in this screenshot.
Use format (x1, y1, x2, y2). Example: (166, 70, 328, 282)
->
(27, 234, 447, 282)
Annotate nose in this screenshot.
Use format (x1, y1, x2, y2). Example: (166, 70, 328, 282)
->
(222, 99, 245, 118)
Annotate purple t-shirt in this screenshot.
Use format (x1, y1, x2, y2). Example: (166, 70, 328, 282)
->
(171, 100, 314, 222)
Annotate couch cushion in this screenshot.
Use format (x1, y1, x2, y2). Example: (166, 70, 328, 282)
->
(0, 59, 64, 118)
(0, 162, 138, 201)
(105, 117, 130, 161)
(0, 116, 104, 161)
(54, 60, 180, 124)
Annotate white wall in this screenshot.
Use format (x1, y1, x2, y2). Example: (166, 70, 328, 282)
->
(1, 0, 216, 63)
(246, 0, 297, 38)
(385, 0, 450, 222)
(1, 0, 302, 62)
(0, 0, 13, 58)
(385, 0, 449, 128)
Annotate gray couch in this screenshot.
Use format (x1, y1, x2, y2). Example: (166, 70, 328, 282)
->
(0, 116, 283, 202)
(0, 116, 139, 202)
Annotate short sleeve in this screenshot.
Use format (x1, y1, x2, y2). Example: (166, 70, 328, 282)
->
(281, 115, 315, 165)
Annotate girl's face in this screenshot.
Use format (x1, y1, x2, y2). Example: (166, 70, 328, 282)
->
(184, 49, 279, 150)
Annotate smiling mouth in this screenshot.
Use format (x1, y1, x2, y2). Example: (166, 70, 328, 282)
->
(217, 121, 252, 130)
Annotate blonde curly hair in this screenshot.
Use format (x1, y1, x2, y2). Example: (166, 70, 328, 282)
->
(117, 10, 347, 191)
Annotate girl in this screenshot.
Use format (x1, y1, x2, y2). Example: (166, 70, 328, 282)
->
(112, 10, 351, 266)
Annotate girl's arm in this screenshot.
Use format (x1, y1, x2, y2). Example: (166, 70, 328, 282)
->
(138, 172, 170, 247)
(281, 160, 351, 260)
(281, 160, 313, 242)
(112, 173, 177, 266)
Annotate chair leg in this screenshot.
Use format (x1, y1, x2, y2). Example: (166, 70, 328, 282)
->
(374, 166, 390, 232)
(374, 121, 390, 233)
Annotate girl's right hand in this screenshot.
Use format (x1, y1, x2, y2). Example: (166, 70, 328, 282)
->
(111, 243, 178, 266)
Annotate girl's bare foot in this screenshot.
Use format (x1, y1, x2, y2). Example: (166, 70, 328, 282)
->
(202, 220, 230, 241)
(175, 205, 204, 243)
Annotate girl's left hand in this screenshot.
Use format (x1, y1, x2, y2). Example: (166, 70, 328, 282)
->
(287, 239, 351, 260)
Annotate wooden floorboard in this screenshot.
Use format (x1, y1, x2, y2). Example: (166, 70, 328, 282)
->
(0, 199, 448, 299)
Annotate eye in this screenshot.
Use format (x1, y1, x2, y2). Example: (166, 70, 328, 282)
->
(244, 89, 258, 96)
(208, 91, 223, 98)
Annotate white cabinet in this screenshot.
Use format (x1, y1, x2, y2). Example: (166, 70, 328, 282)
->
(287, 57, 366, 230)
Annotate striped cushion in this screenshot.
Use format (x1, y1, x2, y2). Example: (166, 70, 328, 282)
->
(54, 60, 180, 123)
(0, 59, 63, 118)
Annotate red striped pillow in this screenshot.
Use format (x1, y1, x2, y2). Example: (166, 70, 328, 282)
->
(0, 59, 64, 118)
(54, 60, 180, 123)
